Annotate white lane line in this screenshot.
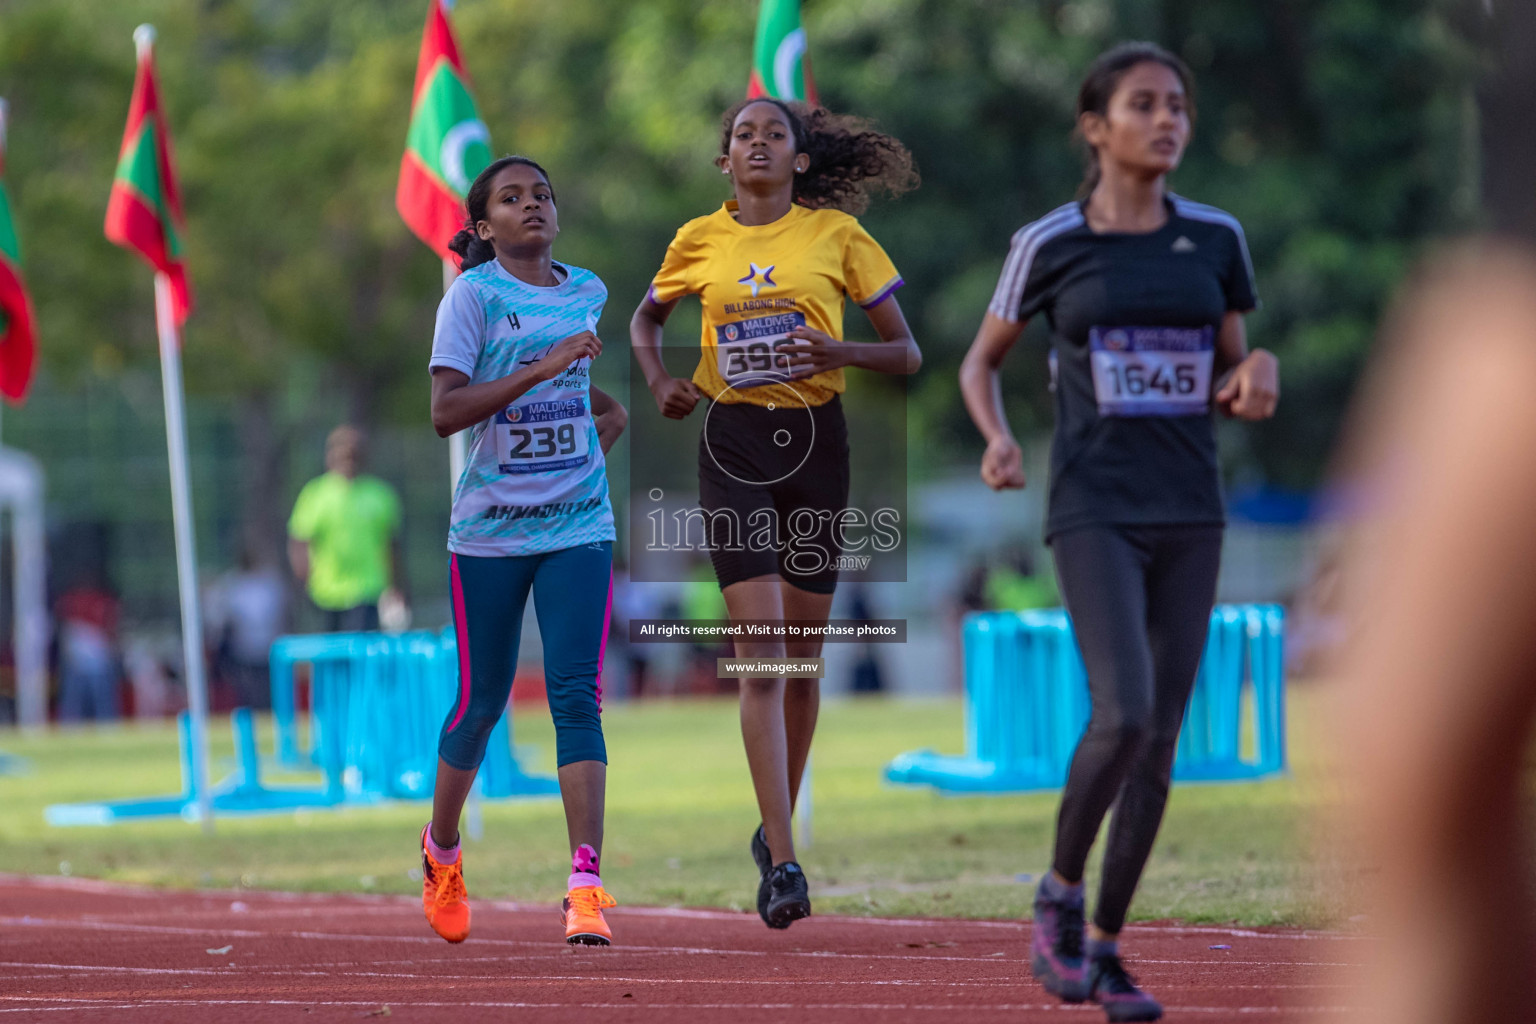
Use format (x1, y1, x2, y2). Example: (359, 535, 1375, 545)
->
(0, 918, 1358, 969)
(0, 959, 1353, 992)
(0, 874, 1359, 941)
(0, 995, 1357, 1014)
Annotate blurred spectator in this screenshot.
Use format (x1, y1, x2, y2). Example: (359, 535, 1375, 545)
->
(122, 632, 179, 719)
(984, 545, 1058, 612)
(845, 584, 886, 694)
(287, 425, 407, 632)
(609, 559, 667, 699)
(681, 555, 730, 693)
(1283, 536, 1347, 677)
(206, 548, 287, 709)
(55, 576, 121, 722)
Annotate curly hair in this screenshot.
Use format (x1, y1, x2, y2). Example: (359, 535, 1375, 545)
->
(720, 98, 919, 215)
(447, 155, 556, 270)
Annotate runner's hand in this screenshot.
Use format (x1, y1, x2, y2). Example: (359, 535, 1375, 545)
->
(536, 331, 602, 381)
(778, 326, 852, 379)
(1215, 349, 1279, 420)
(651, 376, 704, 419)
(981, 436, 1027, 490)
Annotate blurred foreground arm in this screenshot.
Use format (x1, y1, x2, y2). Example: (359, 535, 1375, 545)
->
(1333, 244, 1536, 1024)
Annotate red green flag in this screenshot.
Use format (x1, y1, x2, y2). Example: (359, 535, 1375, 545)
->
(0, 99, 37, 403)
(747, 0, 818, 105)
(104, 27, 192, 326)
(397, 0, 493, 261)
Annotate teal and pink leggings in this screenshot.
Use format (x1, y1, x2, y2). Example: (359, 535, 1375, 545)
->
(438, 543, 612, 771)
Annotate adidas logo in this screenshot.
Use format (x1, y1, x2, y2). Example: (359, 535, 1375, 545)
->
(1171, 236, 1198, 253)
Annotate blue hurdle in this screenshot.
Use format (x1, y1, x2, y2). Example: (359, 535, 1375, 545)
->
(45, 708, 338, 826)
(268, 629, 559, 802)
(885, 603, 1286, 793)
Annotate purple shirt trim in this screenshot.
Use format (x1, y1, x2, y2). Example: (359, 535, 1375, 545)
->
(859, 276, 905, 310)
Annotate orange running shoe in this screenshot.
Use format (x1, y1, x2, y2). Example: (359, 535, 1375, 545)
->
(420, 825, 471, 943)
(562, 885, 617, 945)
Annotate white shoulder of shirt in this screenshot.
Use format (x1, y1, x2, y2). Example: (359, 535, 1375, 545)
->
(456, 260, 605, 295)
(989, 202, 1084, 320)
(1169, 194, 1256, 285)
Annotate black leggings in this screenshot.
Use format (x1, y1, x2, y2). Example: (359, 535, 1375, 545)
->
(1049, 523, 1222, 935)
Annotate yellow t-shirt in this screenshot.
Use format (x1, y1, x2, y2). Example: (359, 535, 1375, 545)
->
(649, 201, 903, 408)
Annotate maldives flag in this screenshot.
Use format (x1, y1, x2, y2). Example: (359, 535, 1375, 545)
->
(0, 99, 37, 403)
(397, 0, 493, 261)
(104, 27, 192, 326)
(747, 0, 818, 105)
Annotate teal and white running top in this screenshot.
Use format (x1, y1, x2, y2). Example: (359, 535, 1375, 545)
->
(429, 259, 616, 558)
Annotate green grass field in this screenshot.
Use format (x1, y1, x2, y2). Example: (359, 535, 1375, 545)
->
(0, 688, 1355, 927)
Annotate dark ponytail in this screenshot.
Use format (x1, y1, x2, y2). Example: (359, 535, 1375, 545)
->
(447, 155, 557, 270)
(1074, 42, 1195, 199)
(720, 98, 918, 215)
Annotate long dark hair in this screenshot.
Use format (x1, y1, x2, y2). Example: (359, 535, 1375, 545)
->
(1075, 42, 1195, 198)
(448, 155, 556, 270)
(719, 97, 918, 215)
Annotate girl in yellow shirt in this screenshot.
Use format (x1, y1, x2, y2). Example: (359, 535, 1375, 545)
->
(630, 97, 921, 928)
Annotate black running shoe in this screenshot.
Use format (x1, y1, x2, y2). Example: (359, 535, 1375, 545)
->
(1088, 953, 1163, 1022)
(750, 824, 772, 876)
(1030, 880, 1088, 1002)
(751, 825, 773, 919)
(760, 861, 811, 929)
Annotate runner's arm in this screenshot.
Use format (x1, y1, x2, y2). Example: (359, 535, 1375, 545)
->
(590, 385, 628, 454)
(630, 293, 703, 418)
(430, 332, 602, 437)
(1211, 312, 1279, 419)
(778, 296, 922, 377)
(959, 311, 1029, 490)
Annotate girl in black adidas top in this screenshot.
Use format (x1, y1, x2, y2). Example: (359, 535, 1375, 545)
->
(960, 42, 1278, 1022)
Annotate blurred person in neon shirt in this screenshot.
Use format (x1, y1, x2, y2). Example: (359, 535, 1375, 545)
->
(287, 425, 408, 632)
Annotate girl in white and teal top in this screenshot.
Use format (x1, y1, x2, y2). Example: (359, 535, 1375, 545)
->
(419, 156, 626, 949)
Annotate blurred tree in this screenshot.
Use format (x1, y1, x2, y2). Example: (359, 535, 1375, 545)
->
(0, 0, 1485, 573)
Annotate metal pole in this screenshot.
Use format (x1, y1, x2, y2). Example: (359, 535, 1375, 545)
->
(795, 751, 812, 849)
(444, 258, 467, 491)
(10, 451, 47, 731)
(155, 271, 214, 832)
(442, 255, 481, 840)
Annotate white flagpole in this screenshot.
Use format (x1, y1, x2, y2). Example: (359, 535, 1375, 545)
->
(154, 271, 213, 832)
(444, 258, 467, 491)
(443, 255, 482, 842)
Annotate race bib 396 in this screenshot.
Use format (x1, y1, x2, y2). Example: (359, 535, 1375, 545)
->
(715, 312, 804, 388)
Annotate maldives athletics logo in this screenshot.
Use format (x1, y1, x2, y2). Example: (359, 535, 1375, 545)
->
(397, 0, 493, 261)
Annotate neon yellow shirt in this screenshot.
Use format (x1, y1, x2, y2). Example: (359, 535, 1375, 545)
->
(288, 472, 401, 610)
(649, 201, 903, 408)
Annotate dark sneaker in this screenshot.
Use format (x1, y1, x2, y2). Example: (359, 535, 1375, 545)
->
(760, 861, 811, 929)
(1088, 953, 1163, 1022)
(751, 825, 773, 919)
(750, 824, 772, 876)
(1030, 882, 1088, 1002)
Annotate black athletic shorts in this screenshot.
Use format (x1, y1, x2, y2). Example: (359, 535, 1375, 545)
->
(696, 394, 849, 594)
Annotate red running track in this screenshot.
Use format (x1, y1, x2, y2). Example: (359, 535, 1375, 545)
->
(0, 875, 1360, 1022)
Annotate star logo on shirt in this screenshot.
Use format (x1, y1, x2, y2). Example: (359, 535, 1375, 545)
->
(738, 263, 776, 298)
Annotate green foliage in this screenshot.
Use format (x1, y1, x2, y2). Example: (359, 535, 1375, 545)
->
(0, 0, 1484, 492)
